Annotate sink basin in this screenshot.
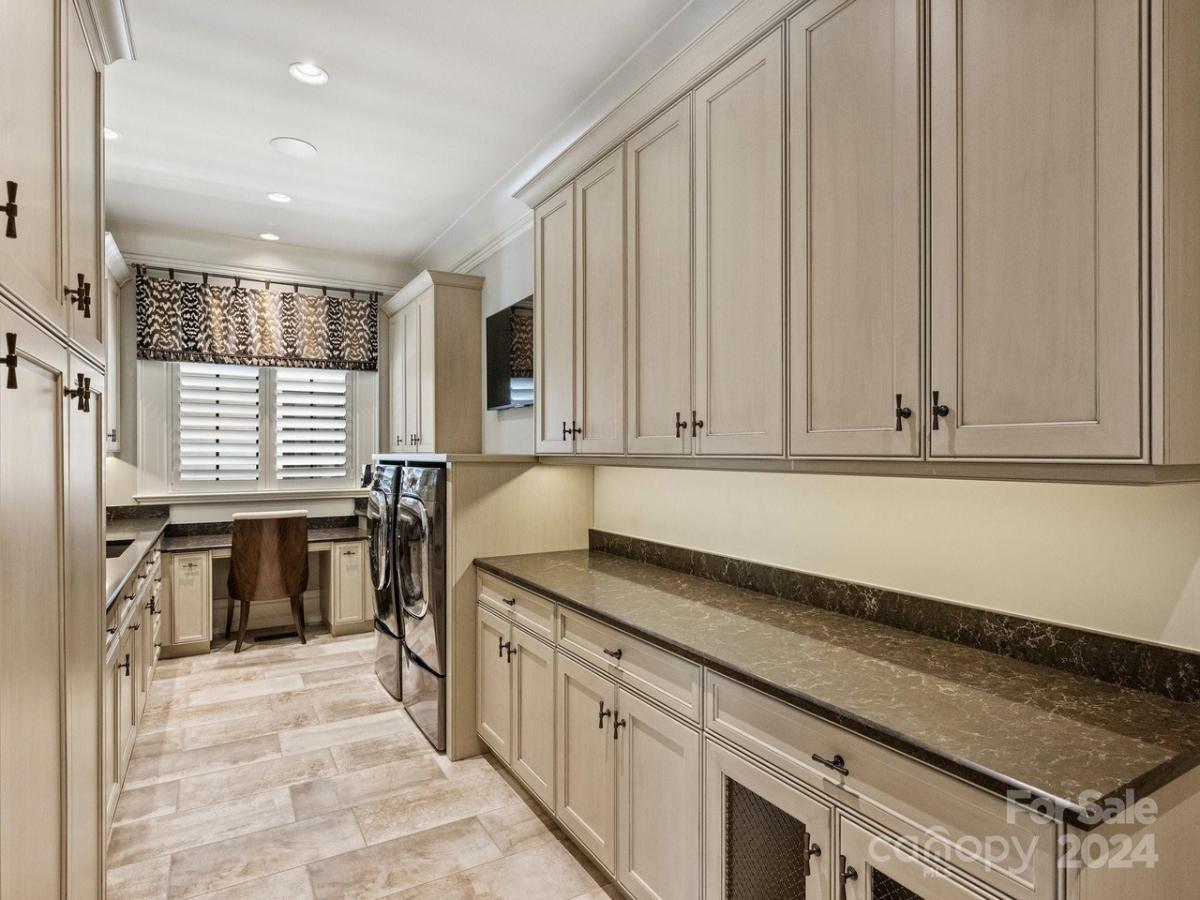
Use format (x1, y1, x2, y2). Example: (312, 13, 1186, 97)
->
(105, 539, 133, 559)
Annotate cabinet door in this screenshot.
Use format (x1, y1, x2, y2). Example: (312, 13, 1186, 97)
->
(704, 739, 832, 900)
(65, 2, 104, 359)
(417, 289, 436, 452)
(403, 300, 422, 449)
(510, 626, 555, 807)
(333, 542, 367, 626)
(534, 182, 576, 454)
(476, 605, 512, 763)
(841, 818, 988, 899)
(693, 31, 785, 457)
(556, 650, 618, 872)
(103, 644, 120, 829)
(64, 354, 103, 897)
(104, 270, 121, 452)
(626, 97, 692, 455)
(139, 593, 155, 710)
(575, 147, 625, 455)
(616, 688, 701, 900)
(0, 0, 64, 328)
(387, 310, 406, 451)
(789, 0, 921, 458)
(929, 0, 1142, 459)
(0, 310, 67, 898)
(117, 630, 136, 772)
(170, 552, 211, 645)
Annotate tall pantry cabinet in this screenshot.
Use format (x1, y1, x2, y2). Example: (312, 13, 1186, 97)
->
(0, 0, 123, 895)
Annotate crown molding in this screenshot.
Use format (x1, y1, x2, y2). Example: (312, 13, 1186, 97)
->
(79, 0, 135, 64)
(383, 270, 486, 316)
(451, 211, 534, 275)
(104, 232, 133, 285)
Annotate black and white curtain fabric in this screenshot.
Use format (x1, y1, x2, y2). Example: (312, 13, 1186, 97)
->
(135, 269, 378, 371)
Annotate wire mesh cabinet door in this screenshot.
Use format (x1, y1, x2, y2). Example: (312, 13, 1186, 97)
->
(839, 818, 993, 900)
(704, 738, 833, 900)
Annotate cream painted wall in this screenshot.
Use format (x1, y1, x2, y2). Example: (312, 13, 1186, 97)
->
(593, 466, 1200, 653)
(469, 224, 536, 454)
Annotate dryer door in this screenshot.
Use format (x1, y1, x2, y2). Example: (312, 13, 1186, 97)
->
(367, 489, 392, 592)
(396, 495, 443, 675)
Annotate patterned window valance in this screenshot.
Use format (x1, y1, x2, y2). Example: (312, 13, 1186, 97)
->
(135, 268, 379, 371)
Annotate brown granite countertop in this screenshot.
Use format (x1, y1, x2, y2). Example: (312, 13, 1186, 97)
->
(106, 517, 169, 611)
(161, 526, 366, 552)
(475, 549, 1200, 829)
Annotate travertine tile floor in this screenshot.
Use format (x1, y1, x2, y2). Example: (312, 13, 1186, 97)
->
(106, 629, 617, 900)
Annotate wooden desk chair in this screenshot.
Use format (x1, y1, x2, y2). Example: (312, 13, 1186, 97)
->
(226, 510, 310, 653)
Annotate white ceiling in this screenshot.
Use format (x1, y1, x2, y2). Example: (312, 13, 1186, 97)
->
(105, 0, 697, 265)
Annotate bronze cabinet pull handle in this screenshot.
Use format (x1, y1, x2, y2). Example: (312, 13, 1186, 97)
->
(2, 181, 17, 238)
(613, 714, 626, 741)
(2, 333, 15, 389)
(931, 390, 950, 429)
(812, 752, 849, 777)
(602, 647, 622, 661)
(894, 393, 912, 431)
(597, 700, 611, 729)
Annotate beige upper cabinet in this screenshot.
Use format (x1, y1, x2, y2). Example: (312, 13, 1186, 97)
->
(693, 30, 785, 457)
(535, 183, 577, 454)
(0, 0, 63, 328)
(789, 0, 922, 458)
(929, 0, 1143, 460)
(574, 148, 626, 455)
(384, 271, 483, 455)
(65, 2, 104, 361)
(626, 97, 693, 456)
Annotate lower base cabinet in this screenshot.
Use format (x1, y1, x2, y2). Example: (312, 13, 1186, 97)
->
(705, 738, 832, 899)
(839, 817, 991, 900)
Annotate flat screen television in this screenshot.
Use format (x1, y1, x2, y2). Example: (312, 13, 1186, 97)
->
(486, 296, 534, 411)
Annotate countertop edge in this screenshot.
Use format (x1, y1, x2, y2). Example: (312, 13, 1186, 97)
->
(473, 556, 1198, 831)
(105, 518, 169, 611)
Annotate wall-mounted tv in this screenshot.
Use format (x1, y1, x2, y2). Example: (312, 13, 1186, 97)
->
(486, 295, 534, 411)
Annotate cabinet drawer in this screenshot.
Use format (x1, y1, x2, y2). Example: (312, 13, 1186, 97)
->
(477, 570, 555, 640)
(705, 672, 1056, 900)
(558, 606, 702, 723)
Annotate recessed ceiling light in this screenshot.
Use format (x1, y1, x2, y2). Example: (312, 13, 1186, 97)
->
(266, 192, 292, 204)
(103, 127, 121, 140)
(288, 61, 329, 85)
(269, 136, 318, 159)
(259, 232, 281, 242)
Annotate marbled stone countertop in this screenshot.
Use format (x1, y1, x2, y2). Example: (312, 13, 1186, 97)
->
(161, 526, 366, 552)
(475, 549, 1200, 828)
(106, 516, 169, 611)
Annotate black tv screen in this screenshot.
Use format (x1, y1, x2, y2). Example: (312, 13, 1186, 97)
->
(486, 296, 534, 411)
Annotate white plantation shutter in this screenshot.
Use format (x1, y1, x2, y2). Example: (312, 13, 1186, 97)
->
(177, 363, 261, 482)
(275, 368, 350, 480)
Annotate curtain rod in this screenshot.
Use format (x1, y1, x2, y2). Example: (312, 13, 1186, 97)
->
(135, 264, 379, 301)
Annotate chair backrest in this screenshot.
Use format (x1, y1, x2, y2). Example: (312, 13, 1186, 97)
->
(228, 510, 309, 602)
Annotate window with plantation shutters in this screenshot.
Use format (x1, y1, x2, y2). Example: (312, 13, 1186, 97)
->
(274, 368, 350, 480)
(177, 363, 261, 482)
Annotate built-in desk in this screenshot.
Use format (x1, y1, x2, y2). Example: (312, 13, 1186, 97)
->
(159, 526, 371, 656)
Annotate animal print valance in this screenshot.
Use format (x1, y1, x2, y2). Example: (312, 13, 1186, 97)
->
(135, 268, 378, 371)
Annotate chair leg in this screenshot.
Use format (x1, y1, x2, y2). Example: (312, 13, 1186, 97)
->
(298, 597, 307, 632)
(235, 600, 251, 653)
(224, 597, 235, 640)
(291, 594, 307, 645)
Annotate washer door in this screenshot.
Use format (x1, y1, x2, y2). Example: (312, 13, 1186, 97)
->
(396, 495, 442, 674)
(367, 489, 392, 592)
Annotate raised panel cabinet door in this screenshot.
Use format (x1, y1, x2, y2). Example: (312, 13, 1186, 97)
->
(840, 817, 987, 899)
(387, 310, 406, 450)
(65, 2, 104, 359)
(170, 552, 211, 645)
(0, 310, 68, 899)
(556, 650, 618, 873)
(476, 604, 513, 763)
(616, 688, 702, 900)
(416, 289, 436, 451)
(626, 96, 693, 455)
(334, 542, 367, 625)
(535, 182, 576, 453)
(704, 739, 833, 900)
(64, 353, 103, 898)
(789, 0, 922, 458)
(403, 300, 422, 450)
(510, 626, 555, 807)
(104, 269, 121, 452)
(0, 0, 64, 328)
(575, 146, 626, 455)
(693, 30, 785, 457)
(929, 0, 1143, 459)
(102, 644, 120, 830)
(117, 628, 136, 771)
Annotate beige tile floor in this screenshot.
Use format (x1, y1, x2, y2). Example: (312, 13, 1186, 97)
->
(107, 629, 617, 900)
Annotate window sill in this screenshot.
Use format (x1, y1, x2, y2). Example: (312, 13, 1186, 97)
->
(133, 487, 368, 505)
